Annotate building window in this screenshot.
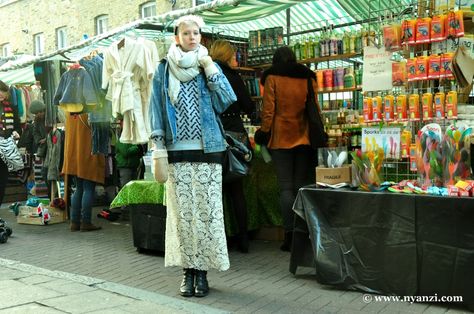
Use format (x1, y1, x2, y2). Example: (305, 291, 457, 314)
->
(33, 33, 44, 56)
(194, 0, 212, 5)
(95, 15, 109, 35)
(1, 43, 11, 57)
(56, 27, 68, 49)
(140, 1, 156, 18)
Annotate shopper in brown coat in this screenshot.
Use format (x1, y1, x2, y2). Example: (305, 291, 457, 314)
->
(62, 112, 105, 231)
(255, 46, 317, 251)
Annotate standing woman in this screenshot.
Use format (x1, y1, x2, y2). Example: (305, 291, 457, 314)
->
(149, 15, 236, 297)
(254, 46, 317, 252)
(0, 80, 21, 206)
(209, 39, 255, 253)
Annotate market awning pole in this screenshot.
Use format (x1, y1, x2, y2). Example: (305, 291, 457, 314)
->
(286, 8, 291, 45)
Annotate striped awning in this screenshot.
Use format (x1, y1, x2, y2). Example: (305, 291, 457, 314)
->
(0, 65, 36, 84)
(338, 0, 413, 21)
(0, 0, 414, 73)
(202, 0, 359, 38)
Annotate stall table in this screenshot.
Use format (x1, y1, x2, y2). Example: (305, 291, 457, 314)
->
(111, 181, 166, 252)
(291, 186, 474, 309)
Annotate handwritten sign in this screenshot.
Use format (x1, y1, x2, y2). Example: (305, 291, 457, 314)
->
(362, 127, 401, 159)
(363, 46, 393, 92)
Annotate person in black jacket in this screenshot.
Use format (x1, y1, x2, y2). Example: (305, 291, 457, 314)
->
(210, 39, 255, 253)
(0, 80, 21, 206)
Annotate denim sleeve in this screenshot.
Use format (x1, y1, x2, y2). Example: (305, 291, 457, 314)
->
(53, 73, 67, 106)
(82, 70, 98, 105)
(149, 63, 166, 148)
(207, 63, 237, 115)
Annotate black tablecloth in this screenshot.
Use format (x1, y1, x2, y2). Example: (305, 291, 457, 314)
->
(292, 186, 474, 308)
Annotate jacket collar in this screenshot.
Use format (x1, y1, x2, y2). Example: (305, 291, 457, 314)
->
(261, 62, 315, 85)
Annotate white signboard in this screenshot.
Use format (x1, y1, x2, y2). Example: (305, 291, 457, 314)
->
(362, 127, 401, 159)
(362, 46, 393, 92)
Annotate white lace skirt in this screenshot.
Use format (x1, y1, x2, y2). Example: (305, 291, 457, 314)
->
(164, 162, 230, 271)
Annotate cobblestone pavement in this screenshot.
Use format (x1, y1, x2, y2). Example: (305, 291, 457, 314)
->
(0, 206, 470, 313)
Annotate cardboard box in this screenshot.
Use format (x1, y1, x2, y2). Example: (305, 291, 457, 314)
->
(316, 165, 351, 185)
(17, 205, 66, 225)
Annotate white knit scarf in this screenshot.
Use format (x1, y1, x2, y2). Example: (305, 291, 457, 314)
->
(166, 44, 208, 105)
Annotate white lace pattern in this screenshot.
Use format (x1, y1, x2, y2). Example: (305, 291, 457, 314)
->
(164, 162, 230, 271)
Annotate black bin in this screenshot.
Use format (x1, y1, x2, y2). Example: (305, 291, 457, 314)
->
(128, 204, 166, 253)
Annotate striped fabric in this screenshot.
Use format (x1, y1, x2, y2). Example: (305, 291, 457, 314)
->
(338, 0, 413, 21)
(0, 0, 412, 75)
(202, 0, 359, 37)
(0, 65, 36, 85)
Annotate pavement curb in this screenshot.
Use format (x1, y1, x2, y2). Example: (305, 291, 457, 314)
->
(0, 258, 229, 314)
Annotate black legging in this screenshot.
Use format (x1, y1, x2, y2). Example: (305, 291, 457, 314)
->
(0, 159, 8, 206)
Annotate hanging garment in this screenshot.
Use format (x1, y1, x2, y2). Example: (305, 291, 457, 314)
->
(102, 37, 155, 144)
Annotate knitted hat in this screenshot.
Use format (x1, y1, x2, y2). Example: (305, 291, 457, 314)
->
(29, 100, 46, 114)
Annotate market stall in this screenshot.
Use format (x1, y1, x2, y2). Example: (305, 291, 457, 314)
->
(292, 186, 474, 309)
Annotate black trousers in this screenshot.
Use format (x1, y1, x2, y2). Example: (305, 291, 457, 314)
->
(223, 178, 248, 235)
(0, 159, 8, 206)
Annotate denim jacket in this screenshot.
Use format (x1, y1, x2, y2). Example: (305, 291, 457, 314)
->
(149, 60, 237, 153)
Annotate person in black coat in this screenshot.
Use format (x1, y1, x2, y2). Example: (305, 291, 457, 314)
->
(210, 39, 255, 253)
(0, 80, 21, 206)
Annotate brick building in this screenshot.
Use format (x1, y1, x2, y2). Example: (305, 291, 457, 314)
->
(0, 0, 203, 57)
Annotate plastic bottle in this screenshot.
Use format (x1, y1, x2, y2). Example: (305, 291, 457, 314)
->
(313, 36, 320, 58)
(300, 36, 307, 60)
(294, 38, 301, 60)
(343, 67, 355, 89)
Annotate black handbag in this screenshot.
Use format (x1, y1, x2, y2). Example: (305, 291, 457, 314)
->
(306, 78, 328, 149)
(223, 132, 252, 183)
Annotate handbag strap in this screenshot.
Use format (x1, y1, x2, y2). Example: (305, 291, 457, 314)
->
(307, 78, 316, 102)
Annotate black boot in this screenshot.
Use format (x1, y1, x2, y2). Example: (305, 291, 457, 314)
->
(194, 270, 209, 297)
(280, 231, 293, 252)
(179, 268, 194, 297)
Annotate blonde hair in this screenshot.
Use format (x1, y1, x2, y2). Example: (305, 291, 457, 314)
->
(174, 15, 204, 35)
(209, 40, 235, 66)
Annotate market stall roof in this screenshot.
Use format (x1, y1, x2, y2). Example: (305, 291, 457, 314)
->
(0, 0, 413, 74)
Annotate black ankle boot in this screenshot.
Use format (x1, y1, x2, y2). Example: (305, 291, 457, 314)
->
(179, 268, 195, 297)
(194, 270, 209, 297)
(280, 231, 293, 252)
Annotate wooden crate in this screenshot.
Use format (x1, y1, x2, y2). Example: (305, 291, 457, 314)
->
(17, 205, 66, 225)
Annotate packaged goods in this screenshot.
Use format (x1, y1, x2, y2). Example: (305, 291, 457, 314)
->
(407, 58, 417, 81)
(447, 10, 464, 38)
(416, 17, 432, 43)
(434, 92, 445, 119)
(402, 19, 417, 45)
(392, 61, 407, 86)
(396, 94, 408, 121)
(383, 23, 402, 51)
(416, 56, 429, 80)
(428, 54, 442, 79)
(441, 53, 454, 79)
(445, 90, 458, 119)
(384, 95, 395, 122)
(431, 15, 446, 42)
(422, 92, 434, 120)
(363, 97, 373, 122)
(409, 94, 420, 121)
(372, 96, 383, 122)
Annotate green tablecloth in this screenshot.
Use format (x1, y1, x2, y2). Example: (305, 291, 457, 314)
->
(110, 180, 166, 208)
(225, 145, 282, 235)
(110, 148, 282, 235)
